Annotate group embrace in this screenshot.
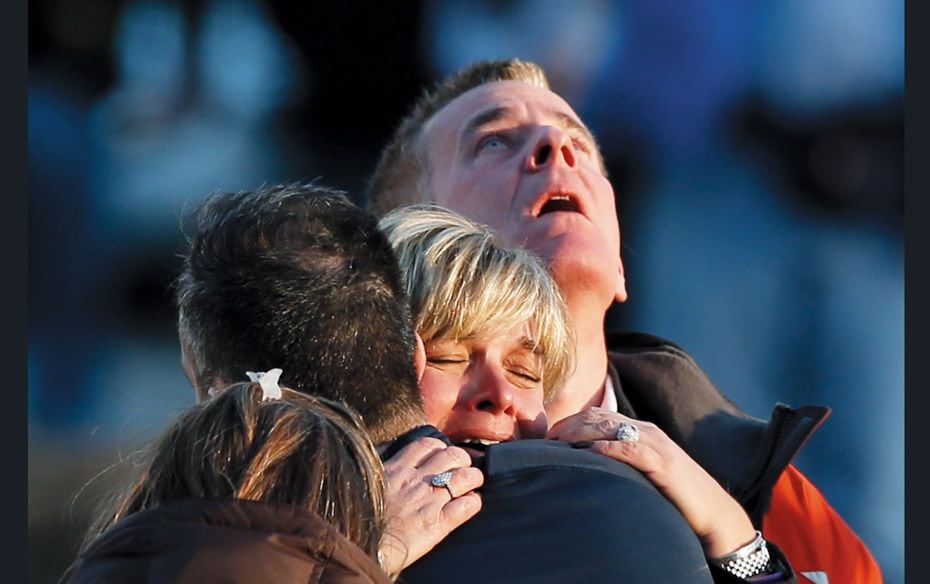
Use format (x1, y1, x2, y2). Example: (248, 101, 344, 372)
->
(61, 59, 881, 584)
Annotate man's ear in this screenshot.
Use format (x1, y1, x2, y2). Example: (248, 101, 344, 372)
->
(179, 337, 198, 389)
(413, 332, 427, 382)
(614, 258, 628, 303)
(179, 335, 209, 401)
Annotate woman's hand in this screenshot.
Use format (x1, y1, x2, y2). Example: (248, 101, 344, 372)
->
(379, 436, 483, 576)
(547, 407, 756, 559)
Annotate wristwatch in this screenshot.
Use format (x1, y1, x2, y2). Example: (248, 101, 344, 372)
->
(708, 531, 772, 579)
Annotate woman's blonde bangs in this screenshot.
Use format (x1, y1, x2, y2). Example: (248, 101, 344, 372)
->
(382, 205, 575, 399)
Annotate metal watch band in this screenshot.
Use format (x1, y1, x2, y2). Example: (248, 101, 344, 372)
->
(708, 531, 773, 580)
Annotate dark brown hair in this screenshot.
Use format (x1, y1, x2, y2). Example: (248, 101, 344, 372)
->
(85, 382, 387, 557)
(176, 182, 425, 443)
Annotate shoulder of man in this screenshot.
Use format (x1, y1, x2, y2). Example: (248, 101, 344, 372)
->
(479, 438, 651, 483)
(605, 330, 749, 423)
(401, 439, 713, 584)
(604, 330, 829, 524)
(606, 329, 694, 354)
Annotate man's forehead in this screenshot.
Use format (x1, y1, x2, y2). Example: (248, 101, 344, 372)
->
(425, 80, 585, 138)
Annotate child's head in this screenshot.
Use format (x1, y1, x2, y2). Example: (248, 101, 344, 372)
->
(95, 378, 386, 557)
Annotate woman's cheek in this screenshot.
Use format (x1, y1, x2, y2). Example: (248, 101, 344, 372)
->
(420, 372, 458, 427)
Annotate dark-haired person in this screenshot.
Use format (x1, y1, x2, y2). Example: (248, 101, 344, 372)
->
(62, 379, 402, 583)
(175, 183, 482, 572)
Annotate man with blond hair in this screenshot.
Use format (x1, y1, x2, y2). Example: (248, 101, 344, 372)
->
(367, 58, 882, 583)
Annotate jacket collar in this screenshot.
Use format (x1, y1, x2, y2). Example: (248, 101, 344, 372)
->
(605, 331, 829, 524)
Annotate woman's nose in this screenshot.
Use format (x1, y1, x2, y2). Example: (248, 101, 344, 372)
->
(466, 364, 516, 415)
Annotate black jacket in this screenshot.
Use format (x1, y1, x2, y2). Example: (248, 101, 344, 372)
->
(391, 331, 808, 584)
(397, 437, 716, 584)
(606, 331, 830, 526)
(60, 498, 391, 584)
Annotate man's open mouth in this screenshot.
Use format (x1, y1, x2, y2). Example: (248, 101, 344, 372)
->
(538, 194, 581, 215)
(533, 187, 587, 217)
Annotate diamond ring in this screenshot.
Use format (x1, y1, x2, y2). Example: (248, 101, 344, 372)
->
(430, 470, 455, 498)
(615, 422, 641, 443)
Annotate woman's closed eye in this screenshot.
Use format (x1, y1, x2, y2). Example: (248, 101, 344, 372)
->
(426, 353, 470, 374)
(505, 353, 543, 387)
(428, 356, 467, 364)
(509, 367, 541, 384)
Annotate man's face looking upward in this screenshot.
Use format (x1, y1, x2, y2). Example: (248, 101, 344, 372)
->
(419, 80, 627, 307)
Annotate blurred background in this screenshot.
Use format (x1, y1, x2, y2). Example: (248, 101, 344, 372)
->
(28, 1, 904, 582)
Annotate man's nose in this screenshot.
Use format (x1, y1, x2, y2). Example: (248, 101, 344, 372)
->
(466, 365, 516, 415)
(527, 126, 577, 170)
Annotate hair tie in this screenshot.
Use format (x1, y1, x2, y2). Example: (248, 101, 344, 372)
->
(246, 368, 283, 401)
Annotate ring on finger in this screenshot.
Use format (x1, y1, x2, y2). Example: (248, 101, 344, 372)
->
(430, 470, 455, 498)
(615, 422, 640, 443)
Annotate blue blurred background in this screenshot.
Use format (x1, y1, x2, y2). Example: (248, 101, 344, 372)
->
(28, 1, 904, 582)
